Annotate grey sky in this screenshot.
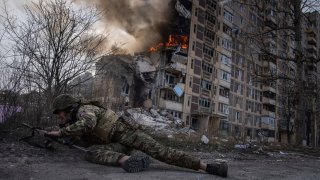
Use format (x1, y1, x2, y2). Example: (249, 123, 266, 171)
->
(1, 0, 136, 53)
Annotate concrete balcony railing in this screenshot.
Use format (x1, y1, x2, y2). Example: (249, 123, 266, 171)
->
(306, 27, 316, 34)
(164, 62, 187, 75)
(263, 85, 276, 93)
(261, 122, 275, 130)
(203, 54, 213, 63)
(201, 88, 211, 98)
(260, 116, 276, 130)
(307, 52, 317, 60)
(307, 36, 317, 44)
(218, 95, 229, 104)
(159, 98, 183, 112)
(205, 20, 215, 30)
(204, 36, 214, 46)
(219, 80, 231, 89)
(202, 71, 213, 81)
(262, 97, 276, 105)
(161, 83, 175, 89)
(307, 44, 317, 52)
(262, 109, 275, 118)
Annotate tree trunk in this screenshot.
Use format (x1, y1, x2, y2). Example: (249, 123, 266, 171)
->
(292, 0, 305, 146)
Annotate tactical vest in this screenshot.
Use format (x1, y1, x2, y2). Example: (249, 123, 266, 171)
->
(92, 108, 119, 143)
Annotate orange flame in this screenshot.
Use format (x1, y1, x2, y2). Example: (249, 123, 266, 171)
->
(148, 34, 188, 52)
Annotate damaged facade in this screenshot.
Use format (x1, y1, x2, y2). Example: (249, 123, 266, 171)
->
(93, 55, 135, 111)
(84, 0, 320, 144)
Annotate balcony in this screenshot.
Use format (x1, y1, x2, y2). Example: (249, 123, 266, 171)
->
(205, 20, 215, 30)
(203, 54, 213, 63)
(204, 36, 214, 46)
(260, 116, 275, 130)
(206, 4, 216, 15)
(165, 62, 187, 75)
(307, 52, 317, 60)
(219, 79, 231, 88)
(159, 98, 183, 112)
(201, 88, 211, 98)
(262, 109, 275, 118)
(202, 71, 213, 81)
(263, 85, 276, 93)
(192, 106, 214, 115)
(218, 95, 229, 104)
(307, 44, 317, 53)
(307, 36, 317, 45)
(161, 82, 175, 89)
(220, 63, 231, 72)
(262, 97, 276, 105)
(306, 27, 316, 34)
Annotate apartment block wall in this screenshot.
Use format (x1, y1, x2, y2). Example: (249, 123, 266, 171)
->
(182, 0, 307, 141)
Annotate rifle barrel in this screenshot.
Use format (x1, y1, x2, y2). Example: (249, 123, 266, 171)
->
(21, 123, 90, 154)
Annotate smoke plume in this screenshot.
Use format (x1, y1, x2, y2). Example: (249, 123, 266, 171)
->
(79, 0, 174, 53)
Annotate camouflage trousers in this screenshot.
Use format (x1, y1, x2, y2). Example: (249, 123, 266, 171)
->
(85, 120, 201, 170)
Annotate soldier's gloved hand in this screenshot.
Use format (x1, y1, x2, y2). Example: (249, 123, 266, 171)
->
(46, 130, 62, 137)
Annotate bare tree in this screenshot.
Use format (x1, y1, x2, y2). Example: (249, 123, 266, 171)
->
(0, 0, 107, 107)
(277, 79, 296, 144)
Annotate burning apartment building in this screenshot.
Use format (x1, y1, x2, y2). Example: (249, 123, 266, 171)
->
(129, 0, 276, 141)
(91, 0, 320, 143)
(140, 0, 223, 136)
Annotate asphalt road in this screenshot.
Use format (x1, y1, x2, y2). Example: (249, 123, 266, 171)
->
(1, 142, 320, 180)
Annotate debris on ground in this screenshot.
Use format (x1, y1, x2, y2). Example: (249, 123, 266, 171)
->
(234, 143, 251, 149)
(201, 135, 210, 144)
(124, 108, 196, 137)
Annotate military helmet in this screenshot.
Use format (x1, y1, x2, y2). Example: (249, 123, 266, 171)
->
(52, 94, 78, 114)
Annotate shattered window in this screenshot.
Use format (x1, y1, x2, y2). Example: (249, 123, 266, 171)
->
(165, 74, 175, 86)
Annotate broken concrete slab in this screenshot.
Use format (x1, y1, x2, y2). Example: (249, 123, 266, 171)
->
(201, 135, 210, 144)
(124, 108, 194, 137)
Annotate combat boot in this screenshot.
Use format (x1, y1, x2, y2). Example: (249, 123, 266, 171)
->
(206, 161, 228, 178)
(122, 155, 150, 173)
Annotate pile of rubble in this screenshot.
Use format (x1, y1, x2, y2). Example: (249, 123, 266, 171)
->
(123, 108, 197, 137)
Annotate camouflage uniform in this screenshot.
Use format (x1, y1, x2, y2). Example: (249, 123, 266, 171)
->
(59, 105, 200, 170)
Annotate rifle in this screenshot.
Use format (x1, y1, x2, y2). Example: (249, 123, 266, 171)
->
(20, 123, 90, 154)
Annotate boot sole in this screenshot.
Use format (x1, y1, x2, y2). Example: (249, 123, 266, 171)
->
(122, 155, 150, 173)
(207, 162, 228, 178)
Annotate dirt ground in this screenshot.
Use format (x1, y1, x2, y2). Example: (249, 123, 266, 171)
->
(1, 139, 320, 180)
